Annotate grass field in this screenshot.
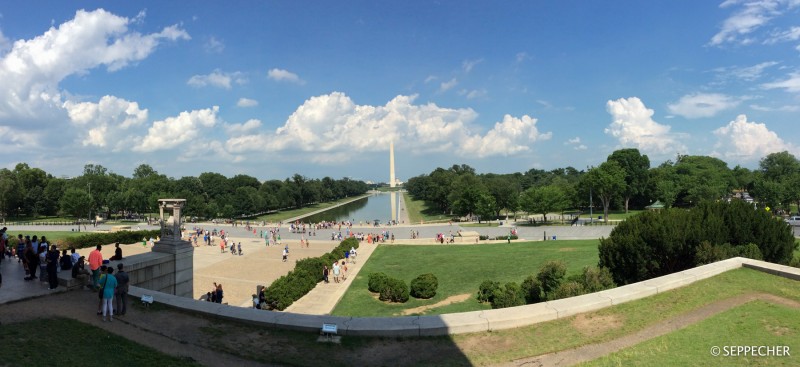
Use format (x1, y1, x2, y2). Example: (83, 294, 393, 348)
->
(402, 195, 453, 223)
(6, 230, 84, 246)
(582, 300, 799, 366)
(253, 195, 368, 222)
(331, 239, 600, 317)
(0, 317, 199, 367)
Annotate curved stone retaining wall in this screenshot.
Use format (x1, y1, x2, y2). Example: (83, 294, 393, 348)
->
(127, 257, 800, 337)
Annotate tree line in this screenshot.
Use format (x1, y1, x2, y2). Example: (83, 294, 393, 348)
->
(0, 163, 370, 221)
(405, 149, 800, 221)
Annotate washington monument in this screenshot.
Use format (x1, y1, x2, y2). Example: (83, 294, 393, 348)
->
(389, 140, 396, 188)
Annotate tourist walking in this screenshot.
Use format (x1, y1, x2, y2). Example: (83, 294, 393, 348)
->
(332, 262, 341, 283)
(323, 265, 329, 283)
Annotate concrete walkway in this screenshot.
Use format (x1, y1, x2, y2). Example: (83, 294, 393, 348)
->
(285, 241, 379, 314)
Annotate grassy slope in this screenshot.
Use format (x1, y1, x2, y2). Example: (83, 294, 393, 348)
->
(332, 239, 599, 316)
(582, 300, 799, 366)
(459, 267, 800, 365)
(0, 317, 199, 367)
(403, 194, 452, 223)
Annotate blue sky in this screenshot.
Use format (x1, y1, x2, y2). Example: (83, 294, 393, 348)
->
(1, 1, 799, 183)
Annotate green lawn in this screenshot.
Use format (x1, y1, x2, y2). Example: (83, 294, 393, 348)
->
(403, 195, 453, 223)
(5, 230, 84, 246)
(253, 195, 368, 222)
(582, 300, 799, 366)
(0, 317, 199, 367)
(332, 239, 600, 317)
(457, 267, 800, 365)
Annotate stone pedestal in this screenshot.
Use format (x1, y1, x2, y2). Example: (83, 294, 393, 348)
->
(133, 198, 194, 298)
(151, 238, 194, 297)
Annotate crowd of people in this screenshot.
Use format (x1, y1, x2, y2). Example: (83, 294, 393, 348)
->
(0, 227, 130, 322)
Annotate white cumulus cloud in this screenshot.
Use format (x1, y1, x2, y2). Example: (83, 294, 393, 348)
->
(225, 92, 550, 161)
(565, 137, 587, 150)
(134, 106, 220, 152)
(0, 9, 188, 123)
(667, 93, 741, 118)
(267, 68, 304, 84)
(63, 95, 148, 150)
(713, 114, 798, 160)
(605, 97, 685, 155)
(187, 70, 245, 89)
(236, 98, 258, 107)
(224, 119, 262, 136)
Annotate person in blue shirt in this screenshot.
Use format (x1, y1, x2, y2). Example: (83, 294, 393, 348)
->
(100, 267, 118, 322)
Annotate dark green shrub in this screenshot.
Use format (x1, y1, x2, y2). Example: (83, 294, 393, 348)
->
(520, 275, 543, 304)
(600, 201, 797, 284)
(736, 243, 763, 260)
(379, 277, 409, 303)
(263, 237, 363, 310)
(410, 273, 438, 299)
(790, 255, 800, 268)
(479, 235, 489, 240)
(490, 282, 525, 309)
(536, 260, 567, 296)
(368, 272, 390, 293)
(59, 230, 160, 250)
(477, 280, 500, 303)
(549, 281, 586, 300)
(493, 235, 518, 240)
(579, 266, 615, 293)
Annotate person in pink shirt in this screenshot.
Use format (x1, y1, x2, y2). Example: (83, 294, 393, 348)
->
(88, 245, 103, 289)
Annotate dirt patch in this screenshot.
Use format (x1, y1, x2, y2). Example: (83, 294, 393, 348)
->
(399, 293, 473, 315)
(571, 313, 624, 337)
(558, 247, 577, 252)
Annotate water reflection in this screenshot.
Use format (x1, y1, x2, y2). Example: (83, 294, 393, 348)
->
(303, 192, 399, 224)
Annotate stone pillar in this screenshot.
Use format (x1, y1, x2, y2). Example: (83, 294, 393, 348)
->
(390, 140, 396, 188)
(151, 199, 194, 298)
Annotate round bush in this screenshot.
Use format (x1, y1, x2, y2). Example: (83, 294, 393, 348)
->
(477, 280, 500, 303)
(490, 282, 525, 309)
(368, 272, 389, 293)
(410, 273, 438, 299)
(379, 277, 409, 303)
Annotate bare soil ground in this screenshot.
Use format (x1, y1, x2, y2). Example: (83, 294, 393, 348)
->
(400, 293, 472, 315)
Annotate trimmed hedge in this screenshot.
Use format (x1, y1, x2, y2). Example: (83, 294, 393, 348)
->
(410, 273, 438, 299)
(490, 282, 525, 309)
(263, 236, 360, 310)
(59, 230, 160, 250)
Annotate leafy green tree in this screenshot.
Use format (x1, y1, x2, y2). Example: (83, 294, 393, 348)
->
(607, 148, 650, 213)
(0, 169, 23, 220)
(582, 161, 625, 222)
(448, 174, 489, 219)
(486, 176, 520, 218)
(519, 185, 569, 222)
(60, 188, 94, 220)
(473, 192, 497, 223)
